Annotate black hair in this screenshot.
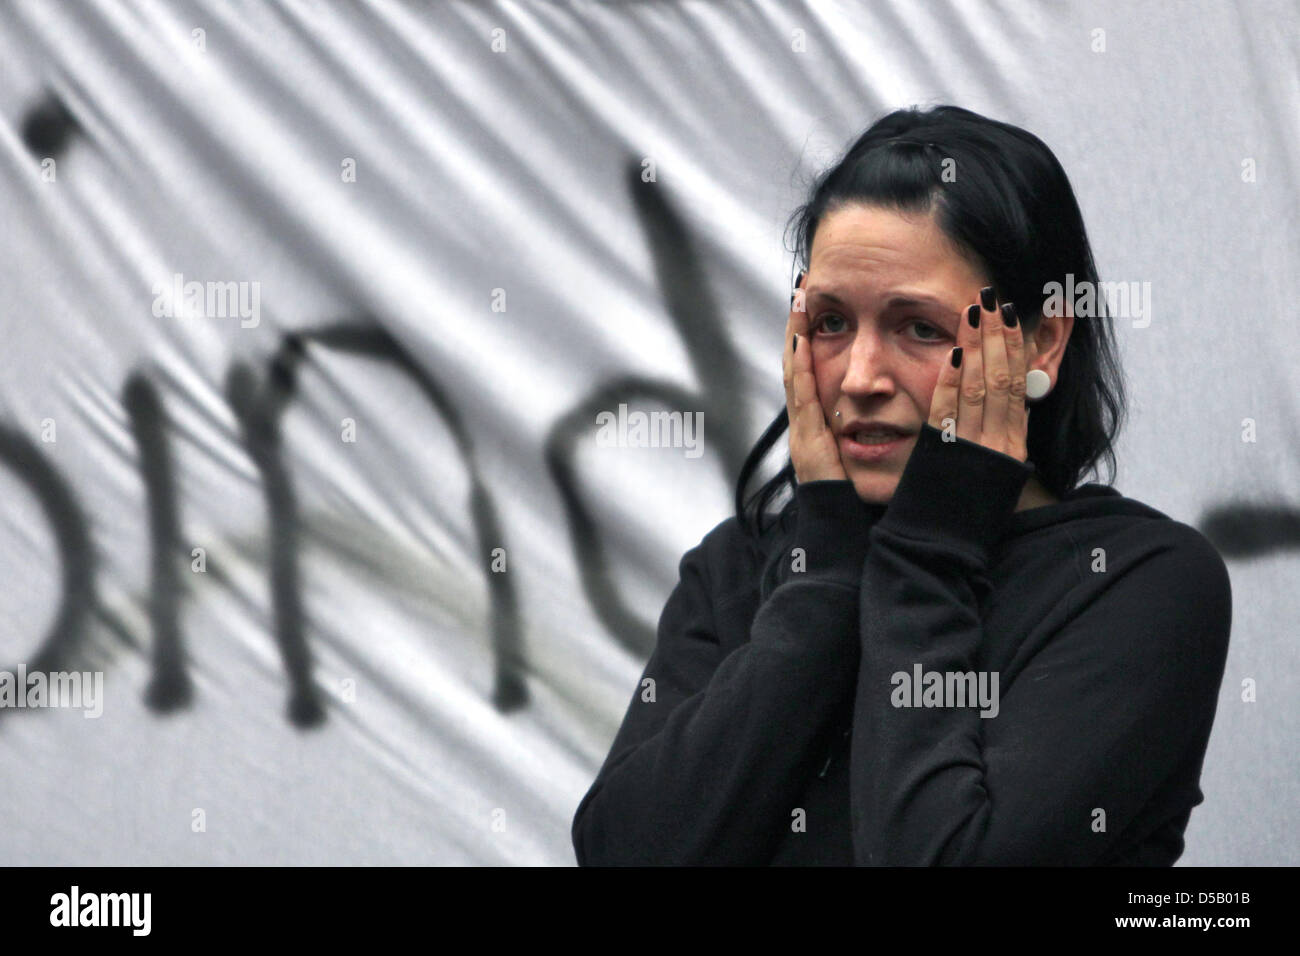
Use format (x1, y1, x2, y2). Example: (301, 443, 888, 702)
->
(734, 104, 1128, 551)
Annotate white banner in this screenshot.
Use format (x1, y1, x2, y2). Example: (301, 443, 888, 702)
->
(1, 0, 1295, 864)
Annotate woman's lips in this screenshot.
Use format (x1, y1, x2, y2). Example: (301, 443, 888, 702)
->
(840, 432, 912, 462)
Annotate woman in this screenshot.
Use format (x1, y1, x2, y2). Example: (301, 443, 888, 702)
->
(571, 105, 1232, 866)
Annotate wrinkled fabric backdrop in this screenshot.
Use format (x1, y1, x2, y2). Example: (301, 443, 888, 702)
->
(1, 0, 1296, 865)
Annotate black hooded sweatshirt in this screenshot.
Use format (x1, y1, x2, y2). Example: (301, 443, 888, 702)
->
(571, 422, 1232, 865)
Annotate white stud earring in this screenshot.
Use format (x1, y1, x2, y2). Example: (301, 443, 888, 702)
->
(834, 411, 840, 418)
(1026, 368, 1051, 400)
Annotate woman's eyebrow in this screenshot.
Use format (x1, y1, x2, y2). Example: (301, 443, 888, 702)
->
(884, 293, 951, 310)
(807, 288, 952, 311)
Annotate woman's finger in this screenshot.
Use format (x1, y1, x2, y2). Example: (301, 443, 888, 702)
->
(782, 275, 805, 414)
(783, 312, 794, 407)
(981, 292, 1012, 452)
(1000, 302, 1029, 461)
(954, 288, 995, 443)
(790, 313, 820, 429)
(928, 326, 965, 436)
(787, 283, 818, 444)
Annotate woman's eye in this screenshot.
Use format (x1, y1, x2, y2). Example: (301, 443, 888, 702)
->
(811, 315, 944, 339)
(910, 320, 944, 341)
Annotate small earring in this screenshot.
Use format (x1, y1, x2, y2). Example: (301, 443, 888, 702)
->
(1026, 369, 1051, 400)
(834, 411, 841, 418)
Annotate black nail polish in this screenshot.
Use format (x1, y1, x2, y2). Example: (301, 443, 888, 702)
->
(967, 303, 980, 328)
(951, 347, 962, 368)
(980, 286, 996, 311)
(792, 334, 797, 352)
(1001, 302, 1018, 328)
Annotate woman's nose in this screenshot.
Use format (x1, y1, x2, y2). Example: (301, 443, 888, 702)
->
(839, 330, 896, 395)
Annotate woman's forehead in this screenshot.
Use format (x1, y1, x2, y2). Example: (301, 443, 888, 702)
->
(810, 206, 981, 291)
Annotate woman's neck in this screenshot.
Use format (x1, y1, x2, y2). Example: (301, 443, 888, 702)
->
(1015, 474, 1060, 513)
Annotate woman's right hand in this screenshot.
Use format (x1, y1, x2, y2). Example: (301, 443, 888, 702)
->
(783, 271, 848, 484)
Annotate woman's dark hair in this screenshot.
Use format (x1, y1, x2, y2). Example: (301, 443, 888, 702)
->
(734, 104, 1128, 547)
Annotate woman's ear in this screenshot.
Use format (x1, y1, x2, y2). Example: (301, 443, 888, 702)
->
(1027, 304, 1074, 381)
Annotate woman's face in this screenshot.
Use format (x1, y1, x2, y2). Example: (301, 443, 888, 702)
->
(803, 202, 1031, 505)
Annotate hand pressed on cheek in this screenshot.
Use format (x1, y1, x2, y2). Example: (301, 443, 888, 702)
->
(926, 288, 1030, 464)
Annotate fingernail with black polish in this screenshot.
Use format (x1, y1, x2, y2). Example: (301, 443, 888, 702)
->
(980, 286, 996, 311)
(1001, 303, 1018, 328)
(792, 333, 798, 352)
(967, 303, 980, 328)
(951, 346, 963, 367)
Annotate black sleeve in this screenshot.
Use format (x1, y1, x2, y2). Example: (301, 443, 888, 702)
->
(571, 480, 879, 865)
(850, 423, 1233, 864)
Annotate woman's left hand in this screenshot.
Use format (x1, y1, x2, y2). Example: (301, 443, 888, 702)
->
(927, 286, 1030, 464)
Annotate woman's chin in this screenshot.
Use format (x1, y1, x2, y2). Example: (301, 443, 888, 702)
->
(846, 470, 899, 506)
